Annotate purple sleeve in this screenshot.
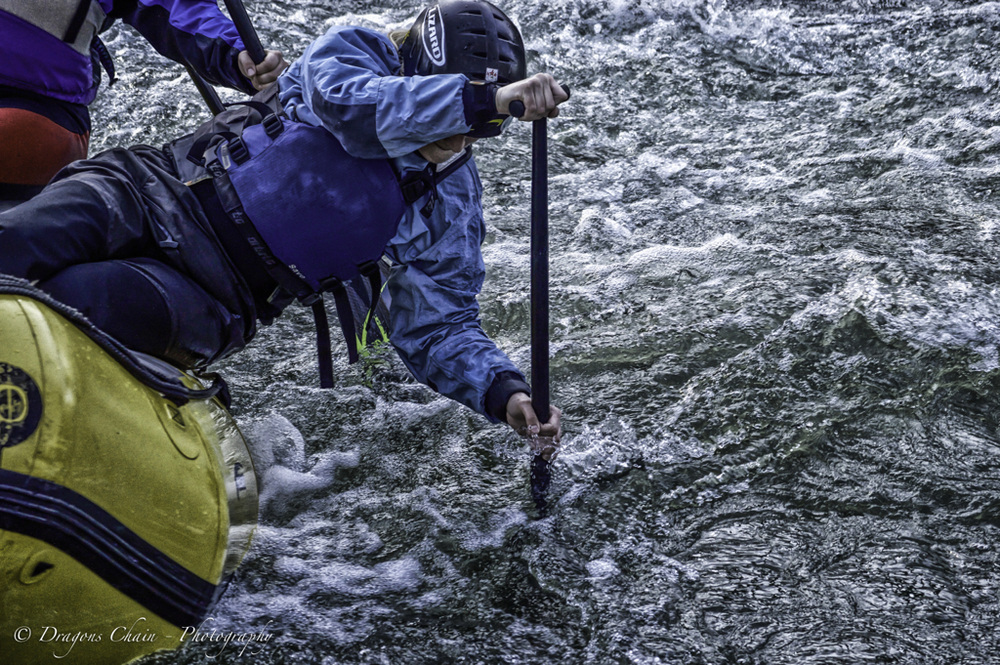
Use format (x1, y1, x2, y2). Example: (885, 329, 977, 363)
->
(111, 0, 255, 94)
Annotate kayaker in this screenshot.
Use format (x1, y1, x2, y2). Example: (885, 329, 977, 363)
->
(0, 0, 287, 204)
(0, 0, 564, 444)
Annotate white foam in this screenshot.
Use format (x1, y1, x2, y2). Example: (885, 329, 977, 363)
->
(308, 558, 424, 598)
(243, 412, 359, 516)
(586, 558, 621, 579)
(626, 233, 746, 267)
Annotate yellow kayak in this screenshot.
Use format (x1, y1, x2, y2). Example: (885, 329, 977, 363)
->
(0, 276, 258, 664)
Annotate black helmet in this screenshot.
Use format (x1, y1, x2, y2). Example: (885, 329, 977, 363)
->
(400, 0, 527, 136)
(401, 0, 526, 83)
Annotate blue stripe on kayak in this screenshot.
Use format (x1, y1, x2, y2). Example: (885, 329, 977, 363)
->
(0, 468, 220, 627)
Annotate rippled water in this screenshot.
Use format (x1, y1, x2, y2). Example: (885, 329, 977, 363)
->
(88, 0, 1000, 662)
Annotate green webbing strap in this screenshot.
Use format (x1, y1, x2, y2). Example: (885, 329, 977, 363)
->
(358, 288, 390, 352)
(356, 262, 385, 352)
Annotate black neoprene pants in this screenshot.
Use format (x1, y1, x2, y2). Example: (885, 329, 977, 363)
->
(0, 144, 259, 367)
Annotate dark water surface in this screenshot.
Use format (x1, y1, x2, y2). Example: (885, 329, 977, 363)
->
(89, 0, 1000, 662)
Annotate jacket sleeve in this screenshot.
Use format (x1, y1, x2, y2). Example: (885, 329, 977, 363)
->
(278, 26, 497, 159)
(110, 0, 255, 94)
(384, 158, 526, 421)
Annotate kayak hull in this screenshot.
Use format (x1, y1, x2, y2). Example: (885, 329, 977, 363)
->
(0, 291, 258, 664)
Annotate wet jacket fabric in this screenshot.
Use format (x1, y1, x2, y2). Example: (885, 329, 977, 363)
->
(278, 25, 528, 420)
(0, 0, 253, 107)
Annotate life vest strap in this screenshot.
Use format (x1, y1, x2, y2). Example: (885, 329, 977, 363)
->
(310, 300, 335, 388)
(186, 131, 239, 167)
(318, 277, 362, 367)
(64, 0, 93, 44)
(397, 147, 474, 216)
(91, 36, 117, 87)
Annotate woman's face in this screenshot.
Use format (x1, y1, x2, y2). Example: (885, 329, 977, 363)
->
(418, 135, 478, 163)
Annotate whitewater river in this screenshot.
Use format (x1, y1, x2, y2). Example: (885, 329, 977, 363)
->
(87, 0, 1000, 663)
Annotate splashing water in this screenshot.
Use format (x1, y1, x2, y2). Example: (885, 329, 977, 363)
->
(84, 1, 1000, 662)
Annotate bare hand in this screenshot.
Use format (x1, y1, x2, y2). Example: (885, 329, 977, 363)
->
(505, 392, 562, 460)
(238, 49, 289, 90)
(495, 73, 569, 121)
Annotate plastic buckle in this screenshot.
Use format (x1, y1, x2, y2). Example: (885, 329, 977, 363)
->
(298, 291, 321, 307)
(262, 114, 284, 139)
(317, 276, 344, 294)
(399, 171, 430, 204)
(227, 137, 250, 165)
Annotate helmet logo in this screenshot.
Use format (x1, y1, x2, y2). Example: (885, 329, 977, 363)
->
(422, 6, 446, 67)
(486, 68, 499, 83)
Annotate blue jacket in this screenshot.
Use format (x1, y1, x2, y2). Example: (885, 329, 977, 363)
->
(278, 25, 527, 422)
(0, 0, 253, 106)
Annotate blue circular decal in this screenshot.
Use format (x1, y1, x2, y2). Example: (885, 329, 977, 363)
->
(0, 362, 42, 449)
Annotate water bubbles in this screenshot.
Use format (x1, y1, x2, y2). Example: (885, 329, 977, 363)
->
(243, 413, 360, 520)
(585, 557, 621, 579)
(573, 206, 633, 243)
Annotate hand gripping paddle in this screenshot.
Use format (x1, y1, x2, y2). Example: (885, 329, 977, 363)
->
(186, 0, 265, 115)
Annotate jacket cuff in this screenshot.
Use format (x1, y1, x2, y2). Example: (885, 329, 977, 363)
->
(229, 51, 258, 96)
(485, 370, 531, 422)
(462, 81, 500, 126)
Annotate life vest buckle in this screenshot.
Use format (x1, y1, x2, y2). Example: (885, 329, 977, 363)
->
(261, 114, 284, 140)
(399, 169, 431, 205)
(227, 137, 250, 165)
(317, 276, 345, 294)
(299, 292, 322, 307)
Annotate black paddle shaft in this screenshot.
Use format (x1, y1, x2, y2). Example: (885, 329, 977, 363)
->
(524, 89, 572, 517)
(529, 117, 552, 516)
(185, 63, 225, 115)
(530, 116, 551, 424)
(223, 0, 267, 65)
(510, 85, 570, 425)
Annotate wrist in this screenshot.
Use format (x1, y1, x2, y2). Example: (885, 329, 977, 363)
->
(485, 371, 530, 422)
(462, 80, 502, 125)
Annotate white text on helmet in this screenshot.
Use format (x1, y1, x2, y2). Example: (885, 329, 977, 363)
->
(423, 6, 446, 67)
